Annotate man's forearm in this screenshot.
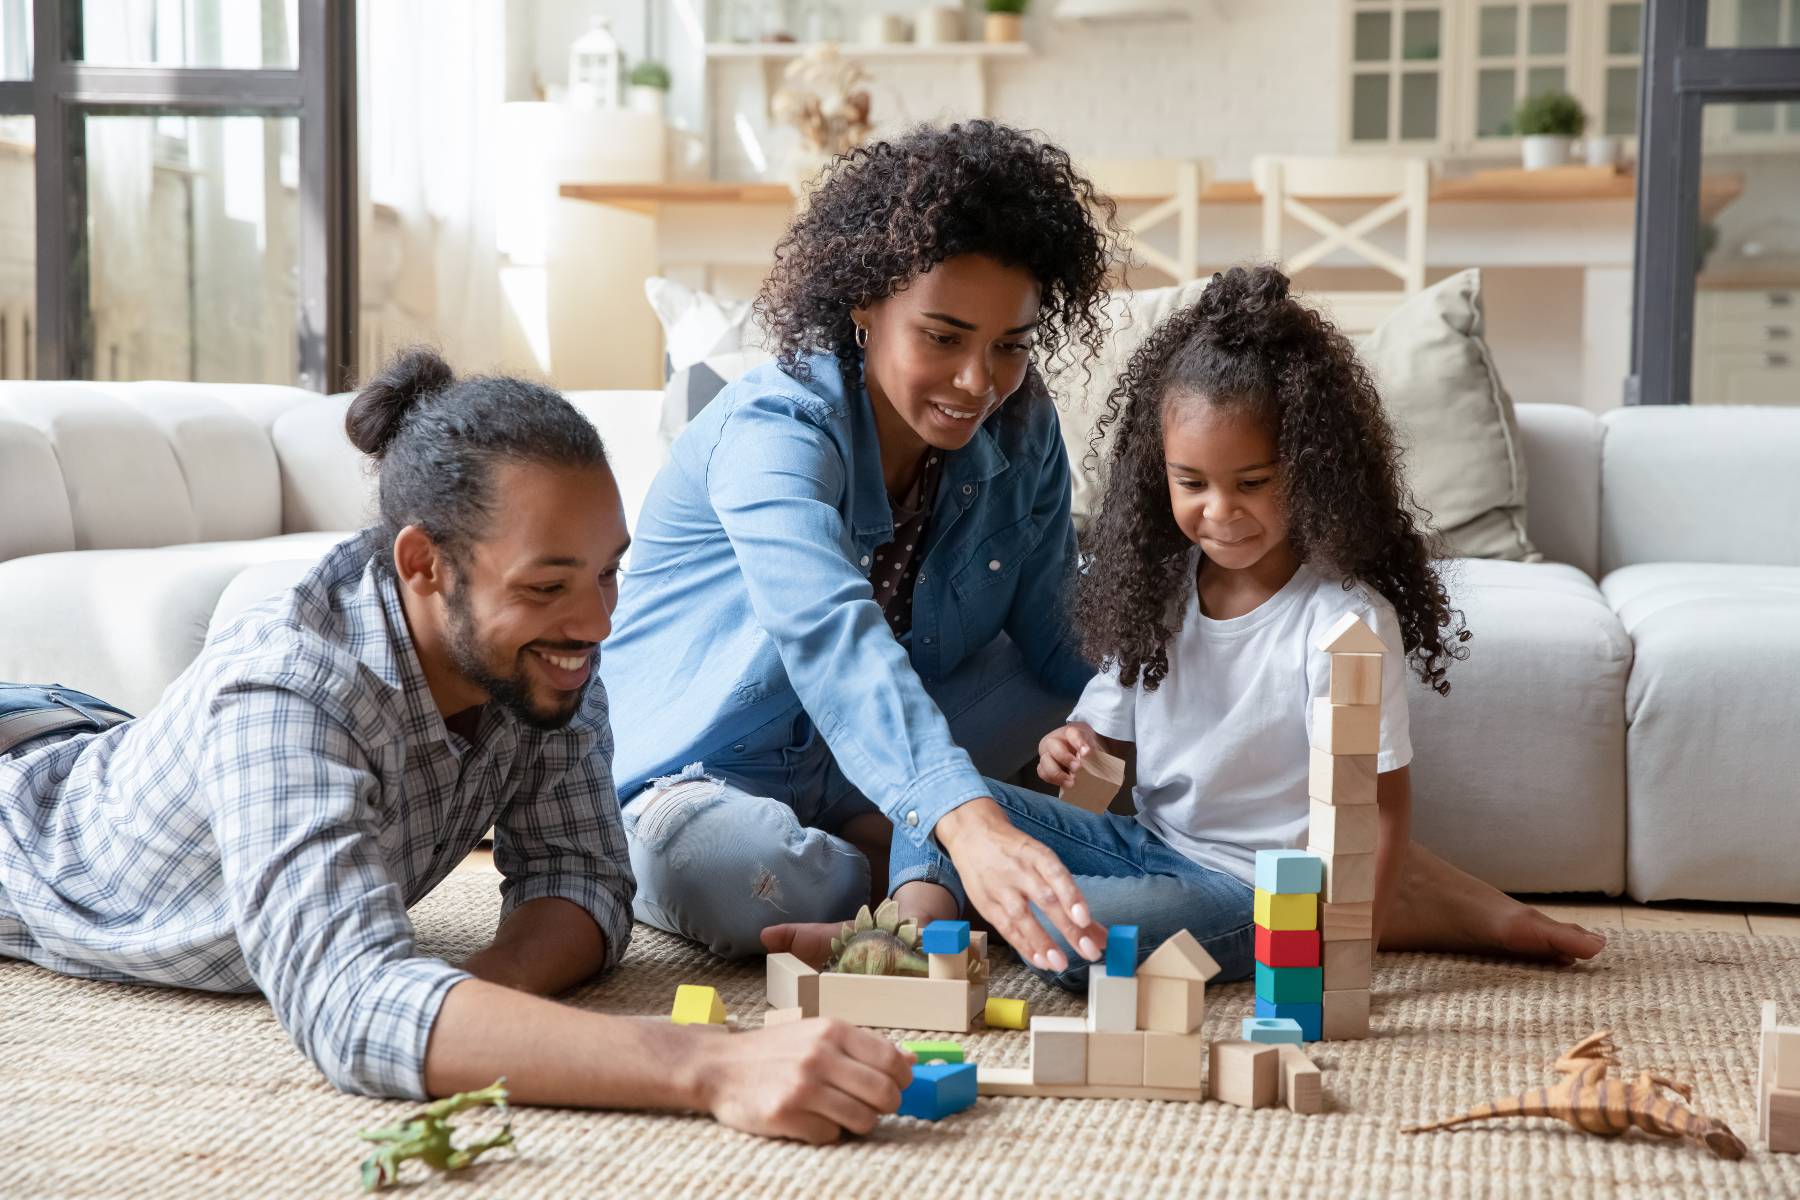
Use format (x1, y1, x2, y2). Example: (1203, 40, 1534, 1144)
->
(461, 896, 608, 995)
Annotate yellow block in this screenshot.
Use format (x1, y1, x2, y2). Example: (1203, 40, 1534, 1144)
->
(985, 997, 1030, 1029)
(671, 984, 727, 1025)
(1254, 888, 1318, 931)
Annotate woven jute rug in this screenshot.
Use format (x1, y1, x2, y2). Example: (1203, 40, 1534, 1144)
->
(4, 870, 1797, 1199)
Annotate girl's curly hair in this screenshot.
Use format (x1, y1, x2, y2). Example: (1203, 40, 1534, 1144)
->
(754, 120, 1120, 392)
(1077, 264, 1471, 695)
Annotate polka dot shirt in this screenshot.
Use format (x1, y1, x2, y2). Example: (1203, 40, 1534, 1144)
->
(870, 451, 943, 639)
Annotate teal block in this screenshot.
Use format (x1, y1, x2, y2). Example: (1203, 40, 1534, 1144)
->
(1254, 849, 1323, 895)
(1241, 1016, 1304, 1045)
(1255, 962, 1323, 1004)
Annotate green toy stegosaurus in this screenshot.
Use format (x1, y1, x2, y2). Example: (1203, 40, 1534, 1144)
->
(826, 898, 987, 984)
(358, 1078, 515, 1192)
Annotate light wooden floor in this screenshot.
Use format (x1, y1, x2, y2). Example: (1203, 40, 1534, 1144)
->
(456, 848, 1800, 938)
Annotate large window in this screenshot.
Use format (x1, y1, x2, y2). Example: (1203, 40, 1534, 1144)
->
(0, 0, 354, 390)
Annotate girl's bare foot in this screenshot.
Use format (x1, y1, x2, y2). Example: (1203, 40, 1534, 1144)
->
(760, 921, 846, 968)
(1383, 842, 1607, 964)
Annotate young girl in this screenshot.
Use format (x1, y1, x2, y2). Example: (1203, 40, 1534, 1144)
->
(878, 263, 1605, 983)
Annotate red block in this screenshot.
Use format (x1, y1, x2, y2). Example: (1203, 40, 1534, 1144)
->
(1255, 926, 1321, 968)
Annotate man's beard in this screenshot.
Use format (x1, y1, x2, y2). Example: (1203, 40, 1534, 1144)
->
(443, 579, 589, 731)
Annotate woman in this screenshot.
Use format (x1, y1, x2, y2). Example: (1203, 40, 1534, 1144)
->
(600, 120, 1119, 969)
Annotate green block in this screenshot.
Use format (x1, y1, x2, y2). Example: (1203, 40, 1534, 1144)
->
(901, 1040, 965, 1064)
(1254, 962, 1323, 1004)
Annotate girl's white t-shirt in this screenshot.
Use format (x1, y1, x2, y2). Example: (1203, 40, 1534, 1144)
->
(1068, 558, 1413, 887)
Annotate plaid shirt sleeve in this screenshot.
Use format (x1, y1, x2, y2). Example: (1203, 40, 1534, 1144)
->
(203, 672, 471, 1101)
(491, 679, 635, 971)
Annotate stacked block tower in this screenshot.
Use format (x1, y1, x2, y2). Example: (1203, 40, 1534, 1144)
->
(1761, 1000, 1800, 1152)
(1308, 611, 1384, 1040)
(1253, 849, 1323, 1041)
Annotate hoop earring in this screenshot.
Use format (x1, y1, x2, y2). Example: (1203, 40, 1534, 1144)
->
(854, 323, 869, 350)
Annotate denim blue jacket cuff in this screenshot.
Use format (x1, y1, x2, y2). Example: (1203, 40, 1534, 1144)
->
(890, 762, 993, 849)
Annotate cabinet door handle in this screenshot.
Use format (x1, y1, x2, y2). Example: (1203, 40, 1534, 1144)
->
(1767, 325, 1792, 341)
(1769, 352, 1792, 369)
(1770, 292, 1793, 308)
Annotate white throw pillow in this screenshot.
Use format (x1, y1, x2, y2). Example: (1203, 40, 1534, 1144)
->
(643, 277, 772, 443)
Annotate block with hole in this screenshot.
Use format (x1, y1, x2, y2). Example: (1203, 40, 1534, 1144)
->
(1254, 848, 1324, 895)
(898, 1061, 979, 1121)
(671, 984, 727, 1026)
(1241, 1016, 1305, 1045)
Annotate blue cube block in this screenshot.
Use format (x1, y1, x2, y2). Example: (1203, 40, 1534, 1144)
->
(1254, 962, 1324, 1004)
(1241, 1016, 1305, 1045)
(1254, 996, 1322, 1042)
(1105, 924, 1140, 977)
(898, 1061, 978, 1121)
(1254, 849, 1323, 895)
(920, 920, 971, 956)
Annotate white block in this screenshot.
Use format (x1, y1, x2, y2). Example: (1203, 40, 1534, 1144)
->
(1087, 970, 1139, 1033)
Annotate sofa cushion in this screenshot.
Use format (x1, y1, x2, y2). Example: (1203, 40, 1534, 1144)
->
(1406, 558, 1629, 893)
(1512, 403, 1602, 578)
(0, 533, 345, 715)
(1602, 562, 1800, 902)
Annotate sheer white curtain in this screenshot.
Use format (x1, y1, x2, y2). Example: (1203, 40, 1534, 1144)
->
(83, 1, 155, 377)
(360, 0, 504, 375)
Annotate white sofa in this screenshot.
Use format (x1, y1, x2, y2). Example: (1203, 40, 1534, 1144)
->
(3, 381, 1797, 904)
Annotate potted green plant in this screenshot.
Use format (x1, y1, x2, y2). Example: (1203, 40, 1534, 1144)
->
(626, 59, 671, 117)
(986, 0, 1028, 43)
(1513, 90, 1586, 170)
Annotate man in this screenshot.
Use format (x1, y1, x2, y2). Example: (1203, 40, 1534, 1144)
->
(0, 350, 908, 1144)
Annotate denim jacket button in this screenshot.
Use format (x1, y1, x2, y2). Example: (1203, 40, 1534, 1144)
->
(905, 810, 919, 827)
(923, 636, 933, 645)
(859, 555, 870, 567)
(988, 559, 1001, 571)
(961, 484, 973, 496)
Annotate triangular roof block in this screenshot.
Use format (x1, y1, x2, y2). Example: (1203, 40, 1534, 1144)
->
(1316, 611, 1389, 655)
(1139, 928, 1222, 982)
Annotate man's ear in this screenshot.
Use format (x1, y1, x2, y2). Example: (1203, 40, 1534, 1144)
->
(393, 525, 450, 598)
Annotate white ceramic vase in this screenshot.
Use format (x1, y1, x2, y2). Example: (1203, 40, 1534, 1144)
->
(1521, 134, 1574, 170)
(626, 86, 666, 117)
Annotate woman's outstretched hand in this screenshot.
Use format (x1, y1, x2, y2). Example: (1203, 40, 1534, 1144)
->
(931, 797, 1106, 972)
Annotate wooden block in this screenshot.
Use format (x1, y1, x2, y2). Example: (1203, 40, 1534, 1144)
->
(1105, 924, 1141, 977)
(1138, 975, 1204, 1035)
(1322, 900, 1374, 941)
(921, 920, 970, 955)
(968, 981, 988, 1023)
(1329, 652, 1383, 705)
(1776, 1027, 1800, 1092)
(1254, 888, 1319, 931)
(902, 1040, 965, 1063)
(1029, 1016, 1087, 1085)
(976, 1064, 1203, 1103)
(1311, 698, 1380, 755)
(1255, 963, 1322, 1004)
(1139, 927, 1222, 982)
(1308, 796, 1379, 855)
(899, 1061, 978, 1121)
(1318, 850, 1377, 904)
(1770, 1086, 1800, 1154)
(929, 950, 969, 980)
(985, 996, 1030, 1030)
(763, 1006, 805, 1027)
(1316, 611, 1388, 654)
(1322, 987, 1371, 1040)
(1058, 745, 1126, 813)
(671, 984, 727, 1026)
(1254, 848, 1324, 894)
(1309, 747, 1377, 805)
(765, 952, 820, 1017)
(817, 972, 972, 1032)
(1087, 1031, 1146, 1086)
(1255, 997, 1322, 1041)
(1087, 970, 1139, 1032)
(1255, 926, 1321, 968)
(1763, 1001, 1778, 1145)
(1242, 1017, 1305, 1045)
(1278, 1044, 1323, 1114)
(1143, 1031, 1205, 1090)
(1323, 937, 1373, 991)
(1207, 1040, 1279, 1109)
(969, 930, 989, 961)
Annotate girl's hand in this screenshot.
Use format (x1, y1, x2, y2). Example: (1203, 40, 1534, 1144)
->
(932, 797, 1105, 972)
(1037, 722, 1106, 790)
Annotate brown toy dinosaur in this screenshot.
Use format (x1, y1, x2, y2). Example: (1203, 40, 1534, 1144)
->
(1403, 1030, 1747, 1160)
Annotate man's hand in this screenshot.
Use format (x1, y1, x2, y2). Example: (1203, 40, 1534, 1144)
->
(692, 1018, 913, 1143)
(1036, 721, 1108, 790)
(932, 797, 1105, 972)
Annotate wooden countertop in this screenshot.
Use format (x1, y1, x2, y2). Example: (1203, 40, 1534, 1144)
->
(562, 166, 1745, 221)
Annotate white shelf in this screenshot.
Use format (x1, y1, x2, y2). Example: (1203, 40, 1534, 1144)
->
(704, 41, 1031, 60)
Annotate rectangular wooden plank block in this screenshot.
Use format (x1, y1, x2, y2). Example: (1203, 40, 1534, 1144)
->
(1143, 1031, 1205, 1090)
(765, 952, 820, 1016)
(1323, 938, 1373, 991)
(1208, 1040, 1278, 1109)
(1029, 1016, 1087, 1085)
(976, 1064, 1203, 1103)
(1254, 888, 1319, 931)
(1088, 1031, 1146, 1086)
(1329, 652, 1383, 705)
(817, 973, 972, 1032)
(1308, 796, 1379, 855)
(1311, 698, 1380, 755)
(1309, 747, 1377, 805)
(763, 1006, 805, 1027)
(1278, 1044, 1324, 1114)
(1318, 850, 1377, 904)
(1322, 900, 1374, 941)
(1322, 987, 1371, 1040)
(1768, 1086, 1800, 1153)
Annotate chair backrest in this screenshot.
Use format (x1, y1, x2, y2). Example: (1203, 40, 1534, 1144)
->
(1082, 158, 1212, 285)
(1253, 155, 1430, 334)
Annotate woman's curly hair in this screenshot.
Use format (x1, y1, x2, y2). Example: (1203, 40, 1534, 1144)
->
(1077, 264, 1471, 695)
(754, 120, 1120, 392)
